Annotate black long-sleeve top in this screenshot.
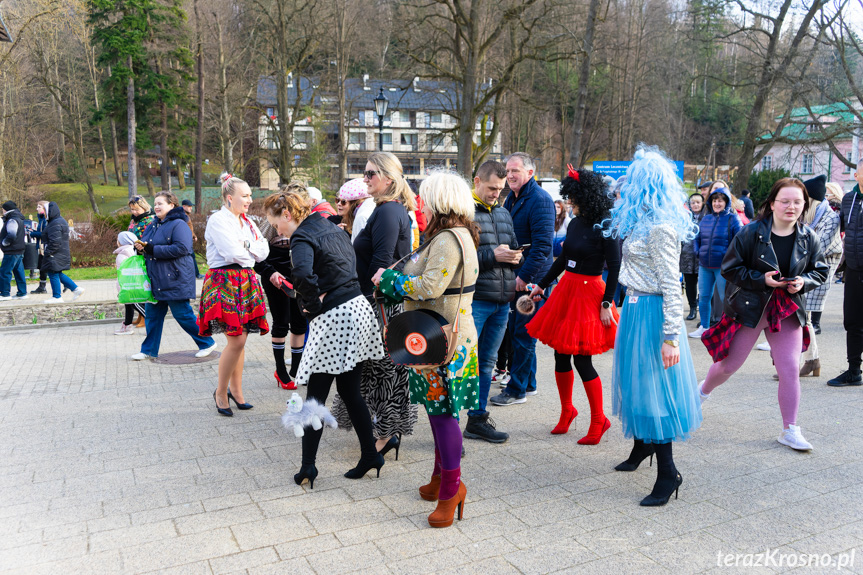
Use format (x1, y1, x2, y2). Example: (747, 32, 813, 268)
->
(353, 201, 412, 295)
(538, 215, 621, 303)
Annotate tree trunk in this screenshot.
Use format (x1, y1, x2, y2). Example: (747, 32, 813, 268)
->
(216, 19, 233, 173)
(194, 0, 204, 210)
(569, 0, 599, 168)
(52, 57, 66, 165)
(142, 158, 155, 197)
(127, 56, 137, 198)
(107, 67, 123, 185)
(160, 101, 170, 191)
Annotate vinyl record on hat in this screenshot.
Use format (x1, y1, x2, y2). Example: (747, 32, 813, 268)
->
(385, 309, 449, 366)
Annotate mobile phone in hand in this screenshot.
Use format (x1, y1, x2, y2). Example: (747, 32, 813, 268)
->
(278, 278, 295, 297)
(515, 243, 531, 251)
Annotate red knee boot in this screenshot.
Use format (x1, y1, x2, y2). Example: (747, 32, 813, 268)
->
(551, 371, 578, 434)
(578, 376, 610, 445)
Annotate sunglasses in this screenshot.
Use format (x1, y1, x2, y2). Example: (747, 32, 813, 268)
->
(363, 170, 379, 179)
(130, 195, 143, 202)
(336, 199, 349, 205)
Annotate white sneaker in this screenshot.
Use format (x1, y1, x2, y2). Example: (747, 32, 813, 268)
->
(12, 294, 28, 300)
(195, 343, 218, 358)
(492, 369, 511, 387)
(130, 352, 152, 360)
(525, 389, 538, 396)
(698, 381, 710, 404)
(71, 287, 85, 301)
(114, 323, 135, 336)
(778, 425, 813, 451)
(757, 342, 771, 351)
(688, 326, 706, 339)
(0, 296, 11, 301)
(43, 298, 63, 304)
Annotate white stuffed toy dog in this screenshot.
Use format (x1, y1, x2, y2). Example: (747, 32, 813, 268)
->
(281, 392, 338, 437)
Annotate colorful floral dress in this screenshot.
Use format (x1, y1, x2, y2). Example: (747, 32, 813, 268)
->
(128, 213, 155, 239)
(377, 228, 480, 417)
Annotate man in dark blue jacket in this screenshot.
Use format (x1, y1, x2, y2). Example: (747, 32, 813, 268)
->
(0, 201, 28, 300)
(490, 153, 555, 406)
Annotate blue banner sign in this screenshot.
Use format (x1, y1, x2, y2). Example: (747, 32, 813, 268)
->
(592, 161, 685, 180)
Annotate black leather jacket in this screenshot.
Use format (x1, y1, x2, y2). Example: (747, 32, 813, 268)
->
(289, 214, 362, 320)
(720, 217, 828, 328)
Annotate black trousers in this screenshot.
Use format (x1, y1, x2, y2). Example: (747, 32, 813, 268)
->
(496, 328, 513, 372)
(302, 363, 374, 465)
(683, 272, 698, 309)
(844, 268, 863, 370)
(124, 303, 146, 325)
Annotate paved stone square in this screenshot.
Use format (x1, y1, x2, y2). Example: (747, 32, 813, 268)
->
(1, 283, 861, 574)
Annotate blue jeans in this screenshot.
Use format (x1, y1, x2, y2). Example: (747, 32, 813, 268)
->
(141, 299, 215, 357)
(504, 289, 548, 398)
(468, 299, 511, 416)
(0, 254, 27, 297)
(698, 266, 726, 328)
(47, 272, 77, 298)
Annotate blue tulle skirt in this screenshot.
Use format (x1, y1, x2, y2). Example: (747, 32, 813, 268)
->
(611, 294, 702, 443)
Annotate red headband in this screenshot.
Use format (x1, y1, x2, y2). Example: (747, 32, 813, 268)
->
(566, 164, 580, 182)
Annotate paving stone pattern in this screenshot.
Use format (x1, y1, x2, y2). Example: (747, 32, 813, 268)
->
(1, 286, 861, 574)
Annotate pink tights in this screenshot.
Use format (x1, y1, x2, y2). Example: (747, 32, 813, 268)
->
(702, 315, 802, 428)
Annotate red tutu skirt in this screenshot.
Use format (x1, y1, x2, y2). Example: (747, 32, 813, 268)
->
(198, 268, 269, 337)
(526, 272, 619, 356)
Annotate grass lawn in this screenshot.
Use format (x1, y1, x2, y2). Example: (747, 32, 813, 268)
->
(25, 183, 131, 223)
(66, 256, 209, 281)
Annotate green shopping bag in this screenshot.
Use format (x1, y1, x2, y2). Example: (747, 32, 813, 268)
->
(117, 255, 157, 304)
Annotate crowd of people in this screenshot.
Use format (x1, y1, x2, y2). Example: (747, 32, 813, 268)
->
(4, 145, 862, 529)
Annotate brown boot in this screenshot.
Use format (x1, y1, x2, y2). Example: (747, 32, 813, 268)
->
(134, 314, 146, 328)
(419, 449, 441, 501)
(800, 358, 821, 377)
(428, 468, 466, 528)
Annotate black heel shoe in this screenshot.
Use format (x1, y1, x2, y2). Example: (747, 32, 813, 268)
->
(227, 390, 253, 410)
(614, 440, 656, 471)
(213, 391, 233, 417)
(344, 453, 385, 479)
(379, 433, 401, 460)
(640, 471, 683, 506)
(294, 464, 318, 489)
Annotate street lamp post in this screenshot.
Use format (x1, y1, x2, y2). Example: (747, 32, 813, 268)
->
(374, 88, 388, 152)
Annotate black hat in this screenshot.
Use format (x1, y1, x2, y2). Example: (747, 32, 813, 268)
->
(181, 199, 194, 207)
(2, 200, 17, 211)
(804, 175, 827, 202)
(697, 181, 713, 189)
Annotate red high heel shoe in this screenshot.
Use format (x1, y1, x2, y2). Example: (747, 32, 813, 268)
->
(275, 371, 296, 390)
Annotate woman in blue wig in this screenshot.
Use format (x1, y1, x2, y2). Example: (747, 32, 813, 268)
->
(603, 146, 703, 506)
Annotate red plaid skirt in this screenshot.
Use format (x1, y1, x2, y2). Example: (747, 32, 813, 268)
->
(702, 289, 809, 362)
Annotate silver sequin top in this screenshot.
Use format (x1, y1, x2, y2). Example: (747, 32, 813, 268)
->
(619, 223, 684, 337)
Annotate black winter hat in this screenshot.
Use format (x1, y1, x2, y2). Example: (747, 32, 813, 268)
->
(804, 175, 827, 202)
(2, 200, 17, 211)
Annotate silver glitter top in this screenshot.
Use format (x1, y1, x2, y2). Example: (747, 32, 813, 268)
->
(619, 223, 684, 337)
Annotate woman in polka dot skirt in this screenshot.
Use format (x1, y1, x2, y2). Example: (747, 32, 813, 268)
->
(373, 171, 480, 528)
(264, 190, 385, 489)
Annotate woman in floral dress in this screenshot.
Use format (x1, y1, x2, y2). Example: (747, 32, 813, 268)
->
(373, 171, 480, 528)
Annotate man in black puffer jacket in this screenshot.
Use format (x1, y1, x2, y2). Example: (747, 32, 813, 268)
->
(0, 200, 28, 300)
(830, 168, 863, 386)
(462, 160, 521, 443)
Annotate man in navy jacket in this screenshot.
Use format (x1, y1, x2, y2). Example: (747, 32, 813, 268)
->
(490, 153, 555, 405)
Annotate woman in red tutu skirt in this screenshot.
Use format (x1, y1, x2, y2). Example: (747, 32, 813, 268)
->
(527, 167, 620, 443)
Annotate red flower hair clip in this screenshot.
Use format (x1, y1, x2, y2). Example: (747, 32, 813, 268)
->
(567, 164, 580, 181)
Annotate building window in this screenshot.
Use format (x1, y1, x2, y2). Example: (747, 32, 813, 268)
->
(401, 133, 418, 150)
(265, 107, 276, 118)
(429, 133, 446, 149)
(293, 130, 311, 145)
(761, 155, 772, 171)
(802, 153, 813, 174)
(402, 159, 421, 175)
(807, 122, 819, 134)
(374, 133, 392, 148)
(348, 158, 366, 174)
(845, 153, 853, 173)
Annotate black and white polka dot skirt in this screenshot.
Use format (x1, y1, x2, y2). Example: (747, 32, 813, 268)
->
(294, 295, 385, 385)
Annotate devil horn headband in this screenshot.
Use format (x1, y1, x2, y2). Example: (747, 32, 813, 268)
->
(566, 164, 580, 181)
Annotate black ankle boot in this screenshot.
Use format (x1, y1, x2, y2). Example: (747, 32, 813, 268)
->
(615, 439, 655, 471)
(463, 413, 509, 443)
(294, 464, 318, 489)
(640, 442, 681, 506)
(685, 308, 697, 321)
(32, 282, 47, 294)
(344, 452, 385, 479)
